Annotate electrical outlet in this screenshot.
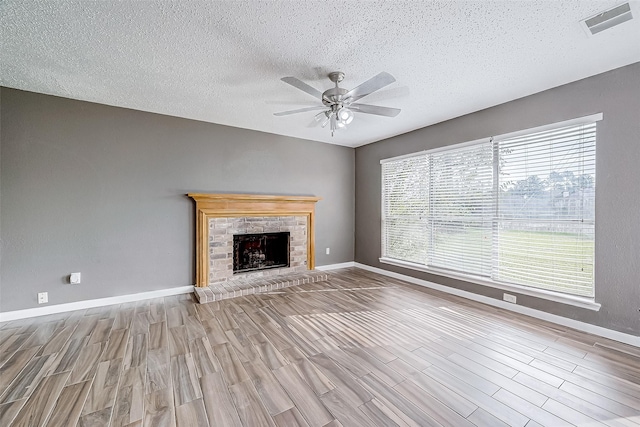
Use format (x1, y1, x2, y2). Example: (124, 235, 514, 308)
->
(38, 292, 48, 304)
(503, 293, 517, 304)
(326, 247, 330, 255)
(70, 272, 81, 284)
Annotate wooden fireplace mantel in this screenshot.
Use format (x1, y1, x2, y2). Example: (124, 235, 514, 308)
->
(188, 193, 321, 287)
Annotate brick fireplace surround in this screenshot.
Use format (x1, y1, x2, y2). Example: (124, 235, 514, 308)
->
(188, 194, 327, 303)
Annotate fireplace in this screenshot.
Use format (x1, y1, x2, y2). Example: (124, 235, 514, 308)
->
(188, 193, 320, 287)
(233, 232, 290, 273)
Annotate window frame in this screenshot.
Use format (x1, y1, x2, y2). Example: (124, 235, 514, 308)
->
(380, 113, 602, 311)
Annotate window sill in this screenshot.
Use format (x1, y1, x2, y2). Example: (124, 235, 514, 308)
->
(379, 257, 601, 311)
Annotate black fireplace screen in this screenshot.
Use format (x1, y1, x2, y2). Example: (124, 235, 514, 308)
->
(233, 232, 290, 274)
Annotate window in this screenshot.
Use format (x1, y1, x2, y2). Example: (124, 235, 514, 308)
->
(381, 116, 597, 298)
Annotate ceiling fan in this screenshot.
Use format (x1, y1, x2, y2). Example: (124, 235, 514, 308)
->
(274, 71, 401, 136)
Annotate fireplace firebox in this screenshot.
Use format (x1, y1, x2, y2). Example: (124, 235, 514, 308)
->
(233, 232, 290, 274)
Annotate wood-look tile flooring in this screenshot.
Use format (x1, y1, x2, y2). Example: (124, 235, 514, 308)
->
(1, 268, 639, 427)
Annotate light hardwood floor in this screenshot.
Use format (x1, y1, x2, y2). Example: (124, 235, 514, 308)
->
(1, 268, 639, 426)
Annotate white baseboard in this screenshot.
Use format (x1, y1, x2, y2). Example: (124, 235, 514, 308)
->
(0, 285, 195, 322)
(316, 262, 356, 271)
(4, 264, 636, 348)
(354, 262, 640, 348)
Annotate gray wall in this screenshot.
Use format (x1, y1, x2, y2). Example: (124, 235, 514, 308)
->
(0, 88, 355, 312)
(355, 62, 640, 336)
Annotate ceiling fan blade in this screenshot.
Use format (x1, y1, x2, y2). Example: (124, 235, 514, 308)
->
(350, 103, 401, 117)
(344, 72, 396, 102)
(280, 77, 323, 99)
(357, 85, 410, 103)
(273, 106, 326, 116)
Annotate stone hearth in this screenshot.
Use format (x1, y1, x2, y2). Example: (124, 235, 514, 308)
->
(194, 270, 329, 303)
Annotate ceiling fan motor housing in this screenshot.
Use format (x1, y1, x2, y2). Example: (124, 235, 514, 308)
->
(323, 71, 349, 107)
(322, 87, 349, 107)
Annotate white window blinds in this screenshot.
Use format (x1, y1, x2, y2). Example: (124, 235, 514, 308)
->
(382, 155, 429, 264)
(495, 123, 596, 297)
(428, 143, 493, 276)
(381, 119, 596, 298)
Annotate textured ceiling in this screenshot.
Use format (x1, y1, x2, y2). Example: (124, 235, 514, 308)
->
(1, 1, 639, 147)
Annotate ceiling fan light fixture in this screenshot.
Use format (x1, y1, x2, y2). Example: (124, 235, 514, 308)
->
(337, 107, 354, 125)
(320, 113, 332, 128)
(314, 111, 329, 122)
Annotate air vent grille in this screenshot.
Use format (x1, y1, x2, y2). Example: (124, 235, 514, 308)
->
(583, 3, 633, 35)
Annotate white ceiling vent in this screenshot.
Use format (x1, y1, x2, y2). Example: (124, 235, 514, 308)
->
(582, 3, 634, 35)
